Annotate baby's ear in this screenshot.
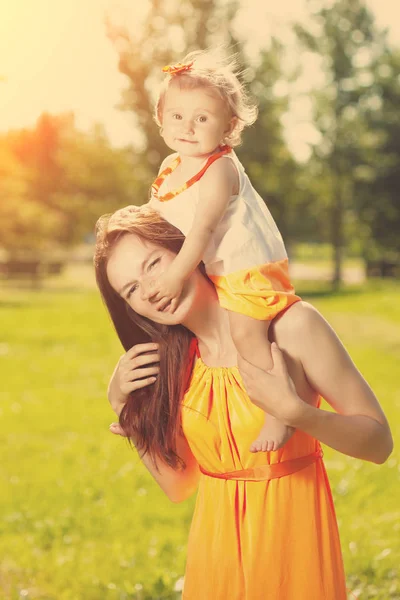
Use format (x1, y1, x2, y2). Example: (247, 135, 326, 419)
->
(225, 116, 238, 136)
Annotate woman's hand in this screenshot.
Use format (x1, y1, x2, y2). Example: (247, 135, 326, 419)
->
(237, 342, 304, 426)
(107, 342, 160, 419)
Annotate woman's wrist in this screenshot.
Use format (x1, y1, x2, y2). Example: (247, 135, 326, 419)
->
(283, 394, 313, 428)
(108, 388, 128, 417)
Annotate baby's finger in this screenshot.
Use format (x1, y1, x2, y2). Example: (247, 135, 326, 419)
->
(156, 297, 171, 311)
(169, 298, 179, 314)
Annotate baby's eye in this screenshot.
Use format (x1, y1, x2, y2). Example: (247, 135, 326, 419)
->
(172, 113, 182, 120)
(197, 115, 207, 123)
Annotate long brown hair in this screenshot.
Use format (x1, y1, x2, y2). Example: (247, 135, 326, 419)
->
(94, 204, 206, 472)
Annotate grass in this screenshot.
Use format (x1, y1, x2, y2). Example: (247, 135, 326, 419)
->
(0, 276, 399, 599)
(293, 242, 363, 266)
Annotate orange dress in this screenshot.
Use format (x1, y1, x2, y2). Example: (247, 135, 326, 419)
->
(180, 338, 348, 599)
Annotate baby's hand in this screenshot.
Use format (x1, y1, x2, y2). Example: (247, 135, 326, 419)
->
(145, 269, 184, 313)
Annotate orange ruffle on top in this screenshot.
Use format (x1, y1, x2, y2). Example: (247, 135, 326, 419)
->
(180, 337, 348, 599)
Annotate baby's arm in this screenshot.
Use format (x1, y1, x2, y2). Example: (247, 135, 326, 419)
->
(167, 157, 237, 281)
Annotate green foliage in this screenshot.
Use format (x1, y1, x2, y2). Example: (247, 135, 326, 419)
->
(240, 42, 306, 247)
(0, 277, 399, 598)
(353, 48, 400, 261)
(0, 115, 146, 252)
(295, 0, 397, 285)
(0, 142, 63, 251)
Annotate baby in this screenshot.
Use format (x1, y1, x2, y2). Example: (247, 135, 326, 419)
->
(147, 48, 301, 453)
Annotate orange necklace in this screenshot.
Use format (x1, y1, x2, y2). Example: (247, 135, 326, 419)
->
(151, 145, 232, 202)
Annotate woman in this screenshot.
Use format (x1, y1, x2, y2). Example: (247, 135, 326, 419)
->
(94, 204, 392, 600)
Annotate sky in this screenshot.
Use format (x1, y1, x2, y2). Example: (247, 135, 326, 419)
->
(0, 0, 399, 161)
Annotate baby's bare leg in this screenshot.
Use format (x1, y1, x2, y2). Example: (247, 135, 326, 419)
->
(228, 310, 295, 453)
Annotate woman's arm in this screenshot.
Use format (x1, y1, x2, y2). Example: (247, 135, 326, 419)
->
(239, 303, 393, 464)
(108, 343, 200, 503)
(109, 422, 200, 503)
(292, 303, 393, 463)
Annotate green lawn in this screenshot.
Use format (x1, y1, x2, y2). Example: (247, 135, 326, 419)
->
(0, 278, 399, 599)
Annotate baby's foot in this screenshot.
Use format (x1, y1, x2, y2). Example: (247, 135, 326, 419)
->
(250, 417, 295, 452)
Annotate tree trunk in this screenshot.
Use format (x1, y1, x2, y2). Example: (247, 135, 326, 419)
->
(331, 173, 344, 290)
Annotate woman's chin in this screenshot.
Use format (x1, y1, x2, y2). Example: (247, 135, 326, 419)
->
(161, 288, 192, 323)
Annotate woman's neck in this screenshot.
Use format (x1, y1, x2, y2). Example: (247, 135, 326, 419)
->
(182, 275, 238, 366)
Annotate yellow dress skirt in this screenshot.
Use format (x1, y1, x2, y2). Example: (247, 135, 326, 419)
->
(207, 258, 300, 321)
(180, 337, 349, 599)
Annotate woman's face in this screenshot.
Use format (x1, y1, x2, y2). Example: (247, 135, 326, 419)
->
(106, 233, 198, 325)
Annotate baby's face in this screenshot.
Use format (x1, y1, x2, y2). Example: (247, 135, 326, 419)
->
(161, 83, 233, 157)
(106, 233, 196, 325)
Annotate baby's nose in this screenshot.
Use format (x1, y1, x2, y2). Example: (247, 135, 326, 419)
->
(182, 119, 194, 133)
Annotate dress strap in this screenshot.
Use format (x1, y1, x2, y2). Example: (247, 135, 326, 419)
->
(181, 337, 200, 397)
(151, 145, 232, 202)
(189, 336, 200, 358)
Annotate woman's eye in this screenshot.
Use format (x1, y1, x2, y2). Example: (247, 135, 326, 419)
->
(127, 284, 137, 299)
(148, 258, 160, 270)
(126, 259, 159, 299)
(172, 114, 182, 120)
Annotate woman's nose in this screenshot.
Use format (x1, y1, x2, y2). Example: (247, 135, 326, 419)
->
(141, 277, 156, 301)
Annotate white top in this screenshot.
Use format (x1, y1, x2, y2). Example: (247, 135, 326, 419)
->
(149, 150, 288, 276)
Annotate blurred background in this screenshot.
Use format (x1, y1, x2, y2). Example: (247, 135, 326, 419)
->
(0, 1, 399, 599)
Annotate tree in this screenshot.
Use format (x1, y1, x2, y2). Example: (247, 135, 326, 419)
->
(1, 114, 142, 251)
(353, 47, 400, 265)
(240, 41, 309, 255)
(0, 141, 63, 252)
(295, 0, 388, 287)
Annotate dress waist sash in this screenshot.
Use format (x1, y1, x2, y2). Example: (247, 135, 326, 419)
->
(199, 447, 323, 482)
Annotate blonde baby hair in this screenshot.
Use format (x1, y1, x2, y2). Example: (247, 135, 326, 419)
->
(155, 47, 258, 147)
